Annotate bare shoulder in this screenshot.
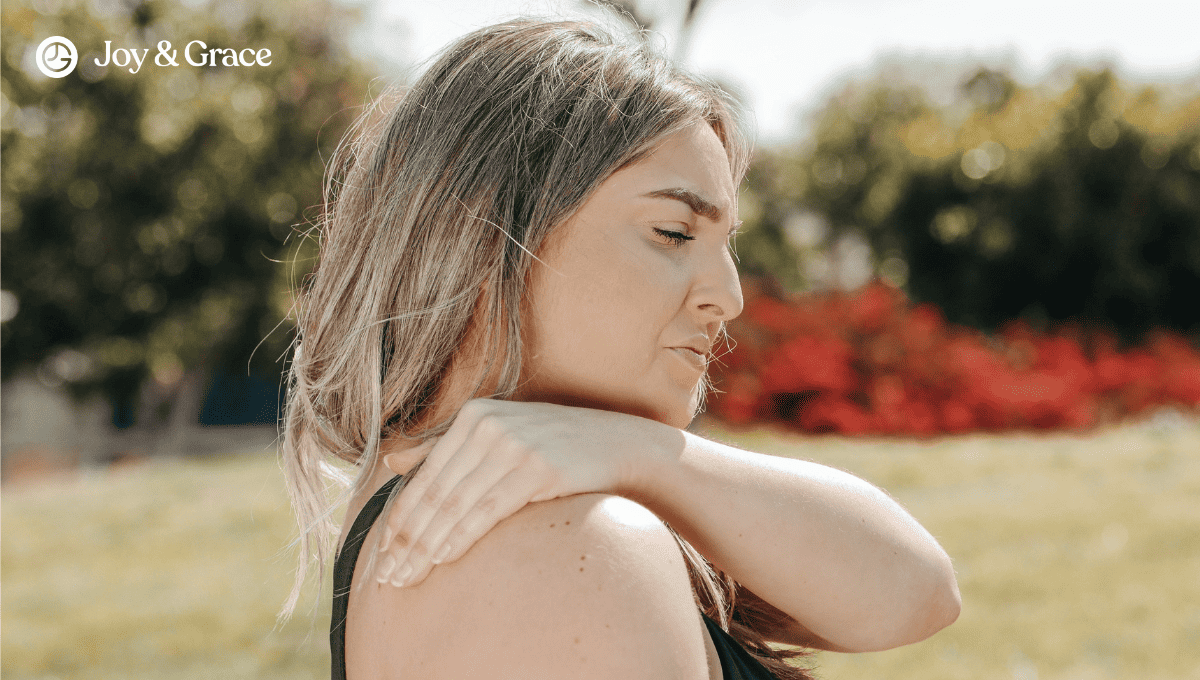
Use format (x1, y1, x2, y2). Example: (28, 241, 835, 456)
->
(348, 493, 713, 679)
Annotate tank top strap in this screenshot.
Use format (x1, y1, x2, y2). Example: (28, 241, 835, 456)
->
(330, 471, 409, 680)
(700, 612, 785, 680)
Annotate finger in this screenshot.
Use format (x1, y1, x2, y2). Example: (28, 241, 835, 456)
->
(375, 439, 437, 546)
(381, 422, 524, 585)
(382, 438, 434, 476)
(377, 417, 478, 554)
(384, 426, 494, 564)
(374, 408, 499, 580)
(402, 464, 546, 588)
(434, 464, 547, 565)
(386, 444, 525, 584)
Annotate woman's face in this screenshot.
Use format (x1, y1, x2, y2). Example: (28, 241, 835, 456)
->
(514, 122, 744, 428)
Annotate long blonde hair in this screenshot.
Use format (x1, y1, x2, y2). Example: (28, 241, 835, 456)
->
(280, 17, 811, 678)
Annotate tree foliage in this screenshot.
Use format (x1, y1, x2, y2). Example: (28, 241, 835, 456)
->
(739, 67, 1200, 342)
(1, 0, 374, 411)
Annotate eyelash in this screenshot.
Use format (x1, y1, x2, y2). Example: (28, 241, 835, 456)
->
(654, 228, 694, 247)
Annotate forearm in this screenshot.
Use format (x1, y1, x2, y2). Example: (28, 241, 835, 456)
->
(616, 420, 961, 651)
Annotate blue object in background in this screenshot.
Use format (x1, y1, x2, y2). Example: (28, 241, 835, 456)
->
(199, 370, 282, 426)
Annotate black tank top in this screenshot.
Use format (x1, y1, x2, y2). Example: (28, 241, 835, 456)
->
(331, 473, 784, 680)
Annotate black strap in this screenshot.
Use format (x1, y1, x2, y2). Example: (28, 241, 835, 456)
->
(330, 472, 407, 680)
(701, 614, 783, 680)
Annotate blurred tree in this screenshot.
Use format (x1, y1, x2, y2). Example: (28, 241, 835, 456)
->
(740, 67, 1200, 342)
(1, 0, 374, 425)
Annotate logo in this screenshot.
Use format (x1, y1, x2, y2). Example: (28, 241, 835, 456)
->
(36, 36, 78, 78)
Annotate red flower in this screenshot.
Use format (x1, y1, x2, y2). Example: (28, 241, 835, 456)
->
(712, 373, 764, 425)
(939, 400, 976, 433)
(798, 395, 874, 435)
(847, 281, 899, 333)
(708, 276, 1200, 435)
(759, 335, 857, 395)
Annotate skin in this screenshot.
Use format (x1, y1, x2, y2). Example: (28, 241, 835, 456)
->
(511, 121, 743, 428)
(337, 122, 961, 678)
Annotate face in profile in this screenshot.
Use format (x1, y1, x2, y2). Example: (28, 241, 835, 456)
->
(515, 122, 744, 428)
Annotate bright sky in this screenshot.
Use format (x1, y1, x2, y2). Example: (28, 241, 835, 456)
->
(348, 0, 1200, 144)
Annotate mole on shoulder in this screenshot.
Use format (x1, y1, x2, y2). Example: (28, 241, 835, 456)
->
(565, 520, 571, 525)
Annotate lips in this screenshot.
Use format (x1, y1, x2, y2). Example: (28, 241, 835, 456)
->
(668, 346, 707, 372)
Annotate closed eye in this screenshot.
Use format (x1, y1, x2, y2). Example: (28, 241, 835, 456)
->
(654, 228, 695, 247)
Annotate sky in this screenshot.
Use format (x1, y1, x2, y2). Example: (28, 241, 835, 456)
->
(344, 0, 1200, 144)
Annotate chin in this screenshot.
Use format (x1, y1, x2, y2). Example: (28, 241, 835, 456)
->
(652, 393, 701, 430)
(663, 411, 694, 430)
(638, 383, 704, 430)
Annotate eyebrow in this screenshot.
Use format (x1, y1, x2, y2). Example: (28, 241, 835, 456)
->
(644, 188, 724, 223)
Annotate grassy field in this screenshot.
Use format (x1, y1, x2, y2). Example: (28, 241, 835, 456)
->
(3, 414, 1198, 679)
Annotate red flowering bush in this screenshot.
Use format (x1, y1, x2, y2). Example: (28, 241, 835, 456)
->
(708, 279, 1200, 435)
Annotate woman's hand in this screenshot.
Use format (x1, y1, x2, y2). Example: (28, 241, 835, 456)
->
(370, 398, 654, 588)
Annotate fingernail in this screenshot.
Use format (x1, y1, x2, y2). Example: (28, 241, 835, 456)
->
(390, 562, 413, 588)
(431, 543, 451, 564)
(375, 554, 396, 583)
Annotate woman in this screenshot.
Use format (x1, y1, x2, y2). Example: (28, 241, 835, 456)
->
(279, 17, 960, 680)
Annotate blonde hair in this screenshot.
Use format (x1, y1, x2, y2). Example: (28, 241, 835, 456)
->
(280, 17, 811, 678)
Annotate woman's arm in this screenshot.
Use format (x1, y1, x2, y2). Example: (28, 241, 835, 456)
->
(618, 421, 961, 652)
(372, 398, 959, 652)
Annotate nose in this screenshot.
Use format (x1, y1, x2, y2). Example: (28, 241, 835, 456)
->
(689, 242, 743, 324)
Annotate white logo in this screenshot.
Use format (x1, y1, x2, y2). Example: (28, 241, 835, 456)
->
(36, 36, 78, 78)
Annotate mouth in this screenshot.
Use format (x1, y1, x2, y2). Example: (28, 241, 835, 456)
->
(668, 346, 707, 372)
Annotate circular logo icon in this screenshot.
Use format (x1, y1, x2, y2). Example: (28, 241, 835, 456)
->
(36, 36, 78, 78)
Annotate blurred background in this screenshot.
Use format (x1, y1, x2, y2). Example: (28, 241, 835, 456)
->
(2, 0, 1198, 678)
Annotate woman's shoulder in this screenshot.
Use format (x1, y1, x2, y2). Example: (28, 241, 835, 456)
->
(349, 493, 714, 679)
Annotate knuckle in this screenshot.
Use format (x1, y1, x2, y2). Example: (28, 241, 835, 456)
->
(476, 413, 503, 438)
(477, 494, 498, 514)
(517, 445, 539, 464)
(460, 399, 488, 419)
(394, 530, 413, 548)
(518, 448, 547, 474)
(504, 430, 530, 453)
(441, 493, 462, 514)
(409, 538, 431, 558)
(446, 521, 469, 542)
(420, 481, 442, 507)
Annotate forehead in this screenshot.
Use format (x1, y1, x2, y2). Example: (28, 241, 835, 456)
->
(595, 123, 736, 218)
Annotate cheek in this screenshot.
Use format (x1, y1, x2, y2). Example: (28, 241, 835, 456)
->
(531, 238, 672, 369)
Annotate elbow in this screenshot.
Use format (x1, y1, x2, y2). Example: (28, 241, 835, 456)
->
(922, 562, 962, 639)
(852, 553, 962, 653)
(892, 552, 962, 650)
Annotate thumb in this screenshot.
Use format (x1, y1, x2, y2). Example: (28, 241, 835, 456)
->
(382, 438, 436, 475)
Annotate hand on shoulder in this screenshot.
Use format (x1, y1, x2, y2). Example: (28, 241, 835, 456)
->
(370, 398, 661, 590)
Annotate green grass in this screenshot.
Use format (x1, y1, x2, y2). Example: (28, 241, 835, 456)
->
(2, 453, 331, 680)
(709, 414, 1200, 680)
(3, 415, 1199, 679)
